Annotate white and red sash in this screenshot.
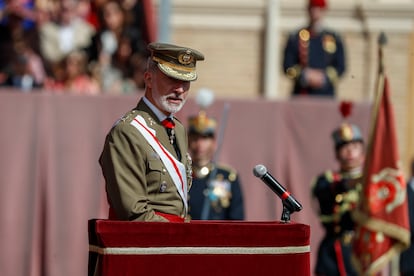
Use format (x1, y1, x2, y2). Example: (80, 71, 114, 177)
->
(130, 115, 188, 212)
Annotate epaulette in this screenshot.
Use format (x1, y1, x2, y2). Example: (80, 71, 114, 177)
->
(298, 28, 310, 40)
(120, 109, 137, 123)
(111, 110, 138, 129)
(217, 164, 238, 182)
(310, 175, 318, 190)
(324, 170, 341, 183)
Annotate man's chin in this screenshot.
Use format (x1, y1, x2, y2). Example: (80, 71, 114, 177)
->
(165, 103, 184, 114)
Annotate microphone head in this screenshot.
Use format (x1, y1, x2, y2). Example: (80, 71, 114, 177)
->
(253, 164, 267, 178)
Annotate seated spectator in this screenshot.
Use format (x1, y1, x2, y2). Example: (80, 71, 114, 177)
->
(79, 0, 108, 31)
(44, 49, 100, 95)
(0, 0, 37, 30)
(87, 0, 147, 94)
(1, 38, 46, 91)
(38, 0, 95, 75)
(0, 2, 45, 90)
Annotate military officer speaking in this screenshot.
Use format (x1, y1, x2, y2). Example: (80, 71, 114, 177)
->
(99, 42, 204, 222)
(187, 111, 245, 220)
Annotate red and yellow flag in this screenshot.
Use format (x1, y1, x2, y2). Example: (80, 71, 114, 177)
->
(352, 60, 410, 274)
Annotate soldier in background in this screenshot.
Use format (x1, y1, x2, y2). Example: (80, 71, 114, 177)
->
(400, 158, 414, 275)
(312, 122, 365, 276)
(282, 0, 346, 97)
(188, 111, 245, 220)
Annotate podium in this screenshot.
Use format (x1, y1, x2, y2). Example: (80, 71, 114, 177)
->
(88, 219, 310, 276)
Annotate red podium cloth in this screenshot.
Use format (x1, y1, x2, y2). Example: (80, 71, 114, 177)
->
(88, 219, 310, 276)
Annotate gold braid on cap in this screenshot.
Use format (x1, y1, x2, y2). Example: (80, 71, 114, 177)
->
(152, 56, 195, 73)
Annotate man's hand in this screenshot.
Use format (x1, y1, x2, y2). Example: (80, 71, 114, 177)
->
(304, 68, 326, 88)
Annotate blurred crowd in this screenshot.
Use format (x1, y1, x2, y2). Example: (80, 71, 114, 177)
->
(0, 0, 151, 95)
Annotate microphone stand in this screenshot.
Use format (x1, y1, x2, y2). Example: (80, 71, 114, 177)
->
(200, 103, 231, 220)
(281, 205, 292, 223)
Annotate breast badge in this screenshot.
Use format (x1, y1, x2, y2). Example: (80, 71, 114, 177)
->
(208, 176, 232, 209)
(323, 34, 337, 53)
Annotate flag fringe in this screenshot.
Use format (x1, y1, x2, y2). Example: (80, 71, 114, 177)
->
(352, 242, 407, 276)
(353, 210, 411, 247)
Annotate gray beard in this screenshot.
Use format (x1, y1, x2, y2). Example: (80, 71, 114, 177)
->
(157, 96, 186, 114)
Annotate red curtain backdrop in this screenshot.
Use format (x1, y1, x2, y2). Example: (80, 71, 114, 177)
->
(352, 75, 410, 275)
(0, 90, 371, 276)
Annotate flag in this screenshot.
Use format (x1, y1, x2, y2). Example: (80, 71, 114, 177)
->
(352, 64, 411, 274)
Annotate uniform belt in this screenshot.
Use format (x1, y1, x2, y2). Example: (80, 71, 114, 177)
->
(155, 211, 185, 222)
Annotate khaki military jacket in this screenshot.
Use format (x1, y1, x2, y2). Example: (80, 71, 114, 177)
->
(99, 99, 192, 221)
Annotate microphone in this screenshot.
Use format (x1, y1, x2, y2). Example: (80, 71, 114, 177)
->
(253, 164, 303, 213)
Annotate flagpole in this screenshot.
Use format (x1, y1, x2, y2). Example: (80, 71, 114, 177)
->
(372, 32, 387, 121)
(360, 32, 387, 217)
(365, 32, 387, 171)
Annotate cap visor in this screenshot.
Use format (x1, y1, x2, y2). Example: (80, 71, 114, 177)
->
(158, 63, 197, 81)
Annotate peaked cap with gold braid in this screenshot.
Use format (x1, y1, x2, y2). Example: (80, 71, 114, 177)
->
(148, 42, 205, 81)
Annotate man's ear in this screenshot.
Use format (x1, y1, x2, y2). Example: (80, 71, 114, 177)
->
(144, 71, 152, 88)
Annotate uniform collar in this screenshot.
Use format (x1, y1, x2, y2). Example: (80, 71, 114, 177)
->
(340, 167, 363, 179)
(142, 96, 172, 122)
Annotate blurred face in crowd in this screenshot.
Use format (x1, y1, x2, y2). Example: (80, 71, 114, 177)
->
(60, 0, 77, 24)
(65, 51, 87, 79)
(144, 60, 191, 115)
(336, 141, 365, 172)
(188, 133, 216, 167)
(102, 1, 125, 32)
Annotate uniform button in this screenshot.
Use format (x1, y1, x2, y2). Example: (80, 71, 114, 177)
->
(335, 194, 343, 203)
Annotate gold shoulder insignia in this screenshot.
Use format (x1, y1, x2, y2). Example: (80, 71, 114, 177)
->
(299, 29, 310, 42)
(218, 164, 238, 182)
(310, 176, 318, 190)
(120, 110, 136, 123)
(324, 171, 334, 182)
(228, 172, 237, 182)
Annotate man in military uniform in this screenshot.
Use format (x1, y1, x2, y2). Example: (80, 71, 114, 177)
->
(400, 158, 414, 275)
(187, 111, 245, 220)
(99, 42, 204, 222)
(282, 0, 346, 97)
(312, 123, 365, 276)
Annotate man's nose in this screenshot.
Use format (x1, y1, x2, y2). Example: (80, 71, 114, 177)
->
(173, 81, 189, 93)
